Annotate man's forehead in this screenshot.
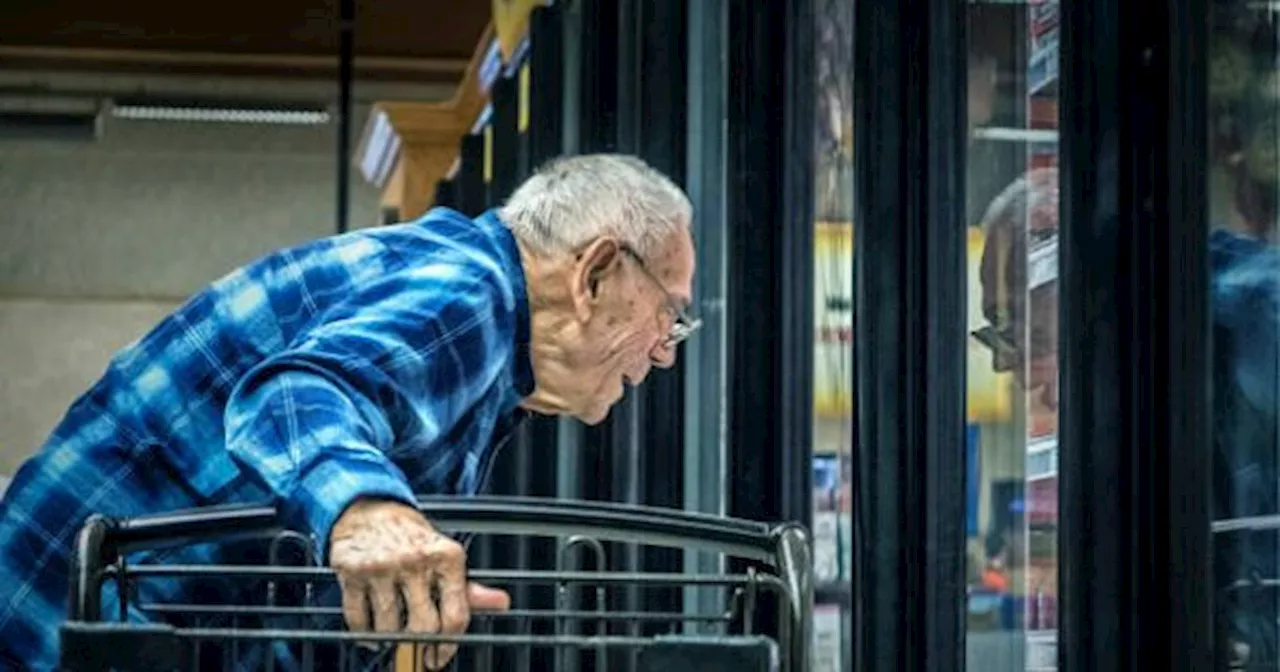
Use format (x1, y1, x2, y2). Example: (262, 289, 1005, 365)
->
(653, 271, 693, 310)
(648, 233, 696, 303)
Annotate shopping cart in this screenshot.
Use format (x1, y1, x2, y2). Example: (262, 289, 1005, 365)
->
(58, 495, 812, 672)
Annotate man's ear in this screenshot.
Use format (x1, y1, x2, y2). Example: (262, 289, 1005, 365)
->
(571, 237, 623, 319)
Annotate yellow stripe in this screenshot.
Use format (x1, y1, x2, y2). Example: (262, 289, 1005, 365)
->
(518, 63, 531, 133)
(483, 125, 493, 184)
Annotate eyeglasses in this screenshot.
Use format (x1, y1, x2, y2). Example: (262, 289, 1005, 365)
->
(971, 321, 1054, 371)
(619, 245, 703, 348)
(971, 324, 1020, 368)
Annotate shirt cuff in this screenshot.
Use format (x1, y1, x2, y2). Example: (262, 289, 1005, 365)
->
(288, 455, 418, 563)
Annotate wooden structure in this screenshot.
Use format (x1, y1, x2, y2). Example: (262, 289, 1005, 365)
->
(355, 25, 496, 221)
(356, 1, 550, 220)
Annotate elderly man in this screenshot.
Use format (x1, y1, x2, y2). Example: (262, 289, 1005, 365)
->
(0, 153, 698, 670)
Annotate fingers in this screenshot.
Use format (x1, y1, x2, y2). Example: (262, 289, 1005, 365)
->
(329, 502, 482, 670)
(467, 582, 512, 612)
(401, 577, 441, 634)
(428, 538, 469, 670)
(339, 574, 371, 632)
(401, 576, 444, 672)
(369, 575, 402, 633)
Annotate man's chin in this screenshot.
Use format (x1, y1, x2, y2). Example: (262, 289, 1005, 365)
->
(574, 404, 613, 426)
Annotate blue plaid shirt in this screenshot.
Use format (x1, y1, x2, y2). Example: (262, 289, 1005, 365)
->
(0, 207, 535, 670)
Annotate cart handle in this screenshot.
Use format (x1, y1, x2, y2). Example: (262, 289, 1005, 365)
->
(416, 495, 789, 562)
(74, 496, 786, 561)
(67, 496, 811, 672)
(69, 499, 810, 614)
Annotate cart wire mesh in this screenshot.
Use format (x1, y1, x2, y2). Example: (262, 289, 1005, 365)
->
(59, 496, 812, 672)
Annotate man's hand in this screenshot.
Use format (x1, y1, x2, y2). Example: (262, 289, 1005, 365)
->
(329, 499, 511, 670)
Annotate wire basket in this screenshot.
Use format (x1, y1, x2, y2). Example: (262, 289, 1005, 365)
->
(59, 496, 813, 672)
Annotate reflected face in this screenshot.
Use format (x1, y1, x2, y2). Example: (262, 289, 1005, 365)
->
(975, 169, 1061, 410)
(1023, 288, 1059, 409)
(972, 285, 1059, 410)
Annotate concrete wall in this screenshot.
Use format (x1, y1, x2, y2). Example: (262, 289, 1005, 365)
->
(0, 105, 386, 473)
(0, 299, 177, 474)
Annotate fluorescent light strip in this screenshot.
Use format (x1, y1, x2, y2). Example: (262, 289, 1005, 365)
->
(470, 103, 494, 134)
(478, 38, 503, 94)
(358, 110, 402, 186)
(112, 105, 330, 125)
(972, 127, 1059, 143)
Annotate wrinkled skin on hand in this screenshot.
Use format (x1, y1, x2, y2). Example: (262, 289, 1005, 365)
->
(329, 499, 511, 670)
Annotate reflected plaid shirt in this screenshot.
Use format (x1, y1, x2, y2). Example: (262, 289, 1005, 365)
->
(0, 208, 535, 671)
(1210, 228, 1280, 660)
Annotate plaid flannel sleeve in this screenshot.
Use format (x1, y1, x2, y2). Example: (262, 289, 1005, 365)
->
(223, 261, 515, 560)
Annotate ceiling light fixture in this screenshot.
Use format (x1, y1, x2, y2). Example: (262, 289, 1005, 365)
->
(110, 99, 330, 125)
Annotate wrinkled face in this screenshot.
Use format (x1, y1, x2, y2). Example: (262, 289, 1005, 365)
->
(561, 229, 697, 424)
(977, 239, 1060, 409)
(975, 169, 1061, 410)
(1021, 287, 1059, 409)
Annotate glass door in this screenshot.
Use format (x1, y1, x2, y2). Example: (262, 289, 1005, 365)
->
(964, 1, 1061, 669)
(812, 0, 854, 669)
(1208, 3, 1280, 668)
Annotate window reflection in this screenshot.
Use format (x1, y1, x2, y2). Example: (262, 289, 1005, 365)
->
(965, 1, 1060, 670)
(1209, 5, 1280, 670)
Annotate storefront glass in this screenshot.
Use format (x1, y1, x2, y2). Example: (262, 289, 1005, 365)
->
(1208, 3, 1280, 668)
(965, 1, 1060, 669)
(812, 0, 854, 668)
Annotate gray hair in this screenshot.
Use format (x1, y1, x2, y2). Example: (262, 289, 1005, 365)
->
(498, 154, 692, 259)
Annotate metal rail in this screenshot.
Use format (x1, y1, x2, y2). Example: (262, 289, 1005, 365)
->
(62, 496, 812, 672)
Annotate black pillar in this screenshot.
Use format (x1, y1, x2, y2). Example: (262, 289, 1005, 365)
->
(335, 0, 355, 234)
(455, 133, 487, 219)
(433, 178, 457, 211)
(851, 0, 968, 668)
(723, 0, 815, 533)
(1057, 0, 1212, 668)
(717, 0, 817, 656)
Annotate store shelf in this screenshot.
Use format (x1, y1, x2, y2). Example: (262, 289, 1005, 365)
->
(1026, 629, 1058, 671)
(813, 603, 848, 671)
(1022, 7, 1061, 669)
(1027, 435, 1058, 482)
(1028, 43, 1059, 95)
(1028, 2, 1060, 95)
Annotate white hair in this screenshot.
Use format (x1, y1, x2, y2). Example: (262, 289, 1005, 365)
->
(498, 154, 692, 259)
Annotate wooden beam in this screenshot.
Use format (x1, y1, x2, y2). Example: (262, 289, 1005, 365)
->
(397, 143, 460, 219)
(357, 24, 498, 220)
(381, 160, 406, 211)
(445, 23, 497, 123)
(0, 46, 468, 84)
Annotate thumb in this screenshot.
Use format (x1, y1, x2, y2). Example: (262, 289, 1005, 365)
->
(467, 581, 511, 611)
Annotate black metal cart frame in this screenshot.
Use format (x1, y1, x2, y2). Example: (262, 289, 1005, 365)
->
(59, 495, 812, 672)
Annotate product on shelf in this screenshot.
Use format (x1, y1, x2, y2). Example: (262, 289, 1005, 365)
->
(813, 511, 841, 584)
(812, 605, 845, 672)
